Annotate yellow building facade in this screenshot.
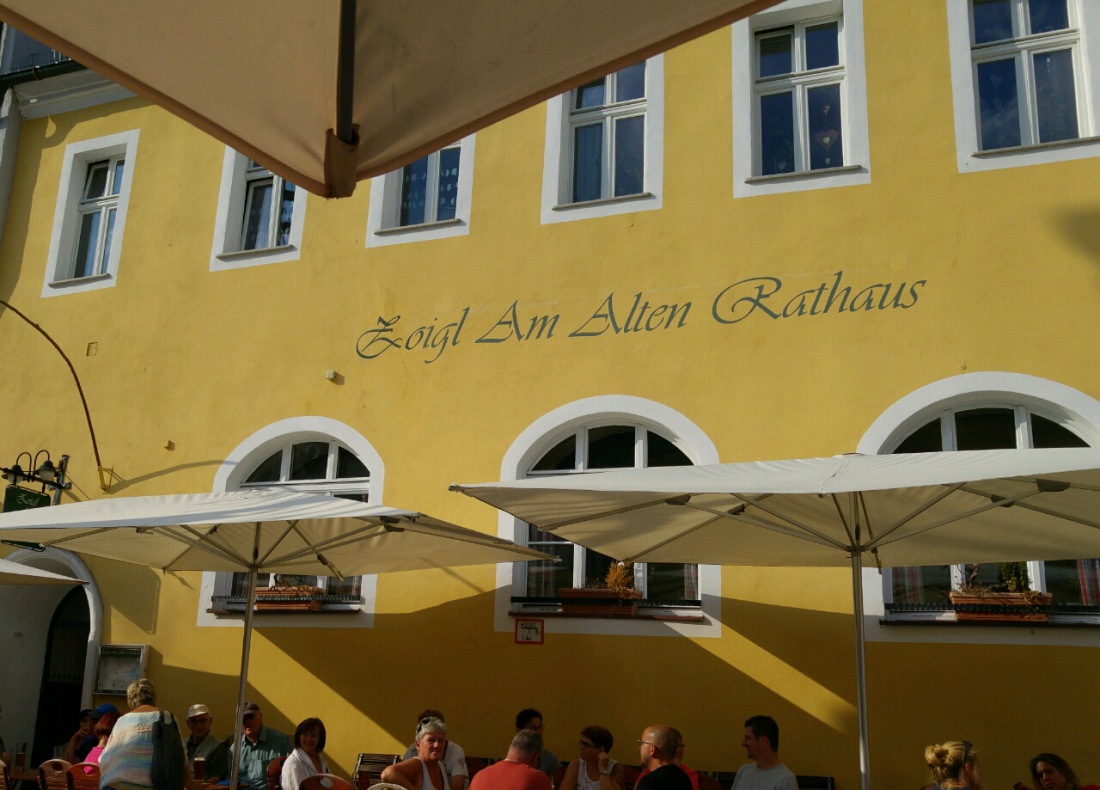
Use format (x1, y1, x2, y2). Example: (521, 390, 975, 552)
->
(1, 1, 1099, 787)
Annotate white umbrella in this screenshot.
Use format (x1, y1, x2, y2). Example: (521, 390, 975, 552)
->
(0, 0, 781, 197)
(452, 447, 1100, 790)
(0, 555, 86, 585)
(0, 488, 554, 789)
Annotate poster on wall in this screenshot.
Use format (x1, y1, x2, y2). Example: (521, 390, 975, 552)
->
(94, 644, 148, 695)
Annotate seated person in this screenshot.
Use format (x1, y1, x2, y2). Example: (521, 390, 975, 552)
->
(1027, 753, 1100, 790)
(282, 718, 330, 790)
(400, 710, 467, 790)
(385, 717, 450, 790)
(515, 709, 561, 780)
(559, 726, 623, 790)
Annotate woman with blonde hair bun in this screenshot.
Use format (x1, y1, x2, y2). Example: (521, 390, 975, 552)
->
(924, 741, 986, 790)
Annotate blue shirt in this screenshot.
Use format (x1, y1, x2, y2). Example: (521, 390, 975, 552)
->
(230, 726, 292, 790)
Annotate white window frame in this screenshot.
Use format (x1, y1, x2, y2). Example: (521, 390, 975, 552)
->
(42, 130, 139, 297)
(210, 148, 307, 271)
(365, 135, 476, 247)
(494, 395, 721, 638)
(197, 417, 385, 629)
(947, 0, 1100, 172)
(857, 372, 1100, 645)
(732, 0, 870, 198)
(541, 56, 663, 224)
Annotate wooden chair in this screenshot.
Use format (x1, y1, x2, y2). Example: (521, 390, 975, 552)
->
(300, 774, 354, 790)
(65, 763, 99, 790)
(697, 773, 723, 790)
(464, 757, 492, 779)
(266, 755, 288, 790)
(620, 764, 641, 790)
(38, 760, 71, 790)
(1, 759, 11, 790)
(353, 754, 400, 790)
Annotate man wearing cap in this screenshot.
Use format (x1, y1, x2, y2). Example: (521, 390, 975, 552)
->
(186, 704, 229, 783)
(66, 704, 119, 763)
(230, 701, 292, 790)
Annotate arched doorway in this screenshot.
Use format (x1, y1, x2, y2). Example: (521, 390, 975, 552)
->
(30, 586, 90, 764)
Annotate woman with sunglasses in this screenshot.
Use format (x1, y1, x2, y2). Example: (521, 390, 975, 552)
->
(559, 726, 622, 790)
(924, 741, 986, 790)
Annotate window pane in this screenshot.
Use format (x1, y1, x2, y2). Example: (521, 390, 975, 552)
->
(977, 58, 1021, 149)
(647, 432, 691, 467)
(584, 550, 615, 588)
(808, 83, 843, 169)
(1034, 49, 1079, 143)
(74, 212, 101, 279)
(525, 541, 575, 596)
(1028, 0, 1069, 34)
(572, 123, 603, 203)
(588, 426, 635, 469)
(760, 92, 795, 175)
(245, 451, 282, 483)
(575, 77, 606, 110)
(1045, 559, 1100, 605)
(891, 565, 952, 604)
(100, 208, 117, 275)
(532, 435, 576, 472)
(805, 22, 840, 70)
(895, 419, 942, 453)
(289, 441, 329, 480)
(231, 572, 273, 595)
(83, 162, 109, 200)
(327, 576, 362, 597)
(110, 159, 125, 196)
(276, 181, 295, 246)
(436, 146, 461, 222)
(954, 407, 1018, 450)
(613, 115, 645, 197)
(337, 447, 370, 478)
(973, 0, 1013, 44)
(1031, 414, 1088, 448)
(964, 562, 1003, 588)
(758, 31, 792, 78)
(615, 62, 646, 102)
(400, 156, 429, 226)
(647, 563, 698, 600)
(242, 179, 274, 249)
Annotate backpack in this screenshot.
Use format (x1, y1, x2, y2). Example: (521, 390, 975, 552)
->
(151, 710, 186, 790)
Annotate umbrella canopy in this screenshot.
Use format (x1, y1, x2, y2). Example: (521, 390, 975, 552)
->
(0, 555, 86, 585)
(0, 0, 780, 197)
(452, 447, 1100, 790)
(0, 488, 553, 789)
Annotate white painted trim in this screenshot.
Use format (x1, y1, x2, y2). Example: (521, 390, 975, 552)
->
(199, 416, 384, 629)
(15, 71, 135, 120)
(494, 395, 722, 638)
(858, 372, 1100, 645)
(540, 56, 664, 224)
(365, 135, 476, 247)
(946, 0, 1100, 172)
(41, 129, 139, 297)
(209, 147, 308, 270)
(732, 0, 870, 198)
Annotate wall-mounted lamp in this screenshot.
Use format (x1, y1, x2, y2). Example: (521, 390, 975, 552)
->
(1, 451, 72, 504)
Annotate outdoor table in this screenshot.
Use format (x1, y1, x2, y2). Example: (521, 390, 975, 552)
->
(10, 768, 39, 783)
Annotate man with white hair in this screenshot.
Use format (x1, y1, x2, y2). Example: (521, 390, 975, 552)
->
(185, 704, 229, 783)
(383, 717, 451, 790)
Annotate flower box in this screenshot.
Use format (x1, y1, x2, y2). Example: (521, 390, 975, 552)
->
(558, 587, 642, 617)
(948, 591, 1054, 622)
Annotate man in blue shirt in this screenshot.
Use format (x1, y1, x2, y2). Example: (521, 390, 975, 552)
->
(230, 701, 292, 790)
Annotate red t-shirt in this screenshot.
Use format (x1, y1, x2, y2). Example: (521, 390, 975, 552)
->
(637, 764, 699, 790)
(469, 760, 552, 790)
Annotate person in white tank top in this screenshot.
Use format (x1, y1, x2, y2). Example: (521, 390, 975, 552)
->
(382, 717, 451, 790)
(559, 726, 623, 790)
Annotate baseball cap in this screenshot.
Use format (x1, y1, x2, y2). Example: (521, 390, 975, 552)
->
(242, 702, 261, 717)
(187, 704, 211, 719)
(92, 704, 119, 720)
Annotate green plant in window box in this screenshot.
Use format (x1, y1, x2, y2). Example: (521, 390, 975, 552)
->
(949, 562, 1053, 621)
(559, 562, 641, 616)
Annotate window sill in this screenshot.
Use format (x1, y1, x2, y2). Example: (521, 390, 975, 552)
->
(883, 603, 1100, 627)
(552, 192, 655, 211)
(374, 218, 464, 236)
(48, 273, 112, 288)
(511, 596, 704, 623)
(744, 164, 863, 184)
(215, 244, 297, 261)
(972, 135, 1100, 157)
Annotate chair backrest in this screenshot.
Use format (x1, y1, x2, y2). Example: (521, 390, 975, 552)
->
(266, 755, 288, 790)
(697, 773, 723, 790)
(354, 754, 400, 790)
(620, 765, 642, 790)
(0, 758, 10, 790)
(300, 774, 354, 790)
(66, 762, 100, 790)
(39, 760, 72, 790)
(795, 777, 835, 790)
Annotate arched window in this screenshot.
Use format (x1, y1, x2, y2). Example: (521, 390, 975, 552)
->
(860, 374, 1100, 620)
(522, 423, 698, 602)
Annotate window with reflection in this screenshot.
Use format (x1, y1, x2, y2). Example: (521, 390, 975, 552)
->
(568, 61, 648, 203)
(971, 0, 1082, 150)
(218, 439, 371, 607)
(889, 405, 1099, 611)
(74, 156, 125, 278)
(754, 16, 845, 175)
(240, 160, 297, 250)
(522, 424, 698, 605)
(397, 145, 461, 227)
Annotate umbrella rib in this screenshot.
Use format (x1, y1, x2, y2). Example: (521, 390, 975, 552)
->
(618, 509, 731, 562)
(728, 494, 851, 549)
(254, 520, 297, 567)
(539, 494, 693, 530)
(267, 520, 388, 565)
(141, 524, 252, 569)
(864, 482, 966, 547)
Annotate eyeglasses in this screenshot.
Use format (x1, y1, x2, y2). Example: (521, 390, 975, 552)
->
(637, 740, 656, 747)
(579, 741, 596, 749)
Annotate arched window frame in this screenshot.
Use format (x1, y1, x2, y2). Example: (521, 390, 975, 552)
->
(197, 417, 384, 628)
(858, 372, 1100, 628)
(494, 396, 723, 638)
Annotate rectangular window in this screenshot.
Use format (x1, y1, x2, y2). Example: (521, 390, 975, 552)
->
(971, 0, 1082, 150)
(754, 18, 845, 175)
(568, 62, 648, 203)
(240, 160, 296, 250)
(398, 145, 461, 227)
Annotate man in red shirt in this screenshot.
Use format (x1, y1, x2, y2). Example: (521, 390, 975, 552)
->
(469, 731, 551, 790)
